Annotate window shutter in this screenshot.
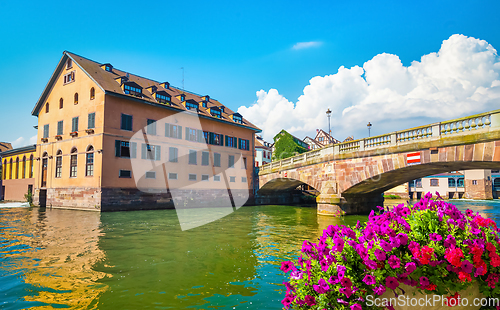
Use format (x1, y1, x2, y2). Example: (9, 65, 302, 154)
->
(174, 148, 178, 162)
(238, 138, 242, 149)
(185, 127, 189, 140)
(115, 140, 121, 157)
(197, 130, 203, 143)
(165, 123, 170, 137)
(155, 146, 161, 161)
(131, 142, 137, 158)
(178, 126, 182, 139)
(225, 135, 228, 146)
(220, 135, 224, 146)
(71, 71, 75, 80)
(209, 132, 214, 145)
(141, 144, 147, 159)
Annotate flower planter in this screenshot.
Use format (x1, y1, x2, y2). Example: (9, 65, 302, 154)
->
(379, 283, 484, 310)
(280, 193, 500, 310)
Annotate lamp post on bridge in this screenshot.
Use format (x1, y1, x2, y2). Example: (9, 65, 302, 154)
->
(367, 122, 372, 137)
(326, 109, 332, 143)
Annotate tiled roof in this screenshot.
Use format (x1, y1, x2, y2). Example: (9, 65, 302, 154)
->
(0, 142, 12, 153)
(0, 144, 36, 156)
(32, 52, 261, 132)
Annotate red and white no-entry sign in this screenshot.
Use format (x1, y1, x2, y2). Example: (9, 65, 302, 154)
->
(407, 152, 421, 165)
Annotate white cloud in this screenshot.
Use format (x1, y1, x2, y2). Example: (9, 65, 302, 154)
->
(11, 137, 25, 148)
(29, 135, 37, 144)
(239, 34, 500, 142)
(292, 41, 322, 50)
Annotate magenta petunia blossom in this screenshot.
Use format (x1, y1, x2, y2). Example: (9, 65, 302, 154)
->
(364, 259, 378, 270)
(340, 277, 352, 288)
(351, 303, 362, 310)
(388, 255, 401, 269)
(313, 278, 330, 294)
(374, 249, 386, 261)
(429, 233, 442, 242)
(386, 277, 399, 290)
(304, 295, 316, 306)
(363, 274, 376, 285)
(461, 260, 473, 274)
(396, 233, 408, 245)
(280, 261, 296, 273)
(405, 262, 416, 274)
(373, 284, 386, 295)
(419, 276, 430, 287)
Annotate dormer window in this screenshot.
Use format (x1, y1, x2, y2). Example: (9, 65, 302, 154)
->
(231, 113, 243, 124)
(124, 84, 142, 96)
(202, 95, 210, 102)
(185, 100, 198, 111)
(101, 63, 113, 72)
(180, 94, 185, 101)
(156, 93, 171, 104)
(209, 107, 221, 118)
(161, 82, 170, 89)
(219, 106, 224, 113)
(202, 101, 207, 108)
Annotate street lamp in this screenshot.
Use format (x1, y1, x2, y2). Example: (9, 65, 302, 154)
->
(367, 122, 372, 137)
(326, 109, 332, 143)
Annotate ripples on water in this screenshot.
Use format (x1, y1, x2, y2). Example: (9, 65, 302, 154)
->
(1, 200, 499, 309)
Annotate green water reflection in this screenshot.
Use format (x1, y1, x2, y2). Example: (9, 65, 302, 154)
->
(1, 200, 499, 309)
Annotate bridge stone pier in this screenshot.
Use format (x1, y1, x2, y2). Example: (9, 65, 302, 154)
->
(258, 109, 500, 215)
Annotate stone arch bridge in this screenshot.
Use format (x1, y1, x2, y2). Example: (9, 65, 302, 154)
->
(258, 110, 500, 215)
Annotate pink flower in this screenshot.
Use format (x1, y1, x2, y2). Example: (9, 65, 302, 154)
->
(388, 255, 401, 269)
(350, 303, 362, 310)
(374, 249, 386, 261)
(313, 278, 330, 294)
(280, 261, 296, 273)
(304, 295, 316, 306)
(386, 277, 399, 290)
(363, 274, 376, 285)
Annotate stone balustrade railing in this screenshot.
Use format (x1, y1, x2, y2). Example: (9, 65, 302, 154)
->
(259, 109, 500, 174)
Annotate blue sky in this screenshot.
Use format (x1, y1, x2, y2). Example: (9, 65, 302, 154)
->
(1, 0, 500, 146)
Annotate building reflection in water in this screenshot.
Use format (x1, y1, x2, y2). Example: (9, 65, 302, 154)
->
(0, 207, 108, 309)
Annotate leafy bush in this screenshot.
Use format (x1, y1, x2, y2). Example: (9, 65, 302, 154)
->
(24, 190, 33, 207)
(383, 195, 402, 199)
(273, 130, 308, 161)
(280, 193, 500, 309)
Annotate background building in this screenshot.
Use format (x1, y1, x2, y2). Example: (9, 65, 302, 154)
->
(31, 52, 260, 211)
(255, 136, 272, 167)
(0, 145, 36, 201)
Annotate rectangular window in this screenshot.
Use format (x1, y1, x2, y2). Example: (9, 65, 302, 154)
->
(213, 133, 223, 146)
(201, 174, 209, 181)
(242, 157, 247, 169)
(119, 170, 132, 178)
(239, 138, 249, 151)
(189, 174, 197, 181)
(43, 124, 49, 138)
(214, 175, 221, 182)
(63, 71, 75, 84)
(146, 171, 156, 179)
(168, 173, 177, 180)
(124, 84, 142, 96)
(141, 144, 161, 161)
(156, 93, 171, 104)
(88, 113, 95, 129)
(458, 178, 464, 187)
(86, 153, 94, 177)
(202, 152, 209, 166)
(214, 153, 221, 167)
(226, 136, 237, 148)
(169, 147, 178, 163)
(472, 180, 478, 185)
(70, 154, 77, 177)
(115, 141, 132, 158)
(242, 177, 247, 183)
(121, 114, 133, 131)
(55, 156, 62, 178)
(448, 178, 456, 188)
(229, 176, 236, 182)
(430, 179, 438, 187)
(165, 123, 182, 139)
(189, 150, 197, 165)
(186, 101, 198, 111)
(228, 155, 235, 168)
(416, 179, 422, 188)
(57, 120, 63, 135)
(203, 131, 209, 144)
(72, 117, 79, 132)
(147, 119, 156, 135)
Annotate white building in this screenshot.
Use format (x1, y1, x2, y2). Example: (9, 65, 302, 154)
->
(255, 136, 272, 167)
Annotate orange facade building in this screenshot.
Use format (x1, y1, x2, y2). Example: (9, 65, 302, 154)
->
(31, 52, 260, 211)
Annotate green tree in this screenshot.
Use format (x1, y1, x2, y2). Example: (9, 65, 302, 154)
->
(272, 130, 308, 161)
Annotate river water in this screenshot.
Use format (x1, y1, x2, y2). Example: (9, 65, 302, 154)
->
(1, 200, 499, 309)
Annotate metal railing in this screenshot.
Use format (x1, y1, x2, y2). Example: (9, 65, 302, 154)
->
(259, 109, 500, 173)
